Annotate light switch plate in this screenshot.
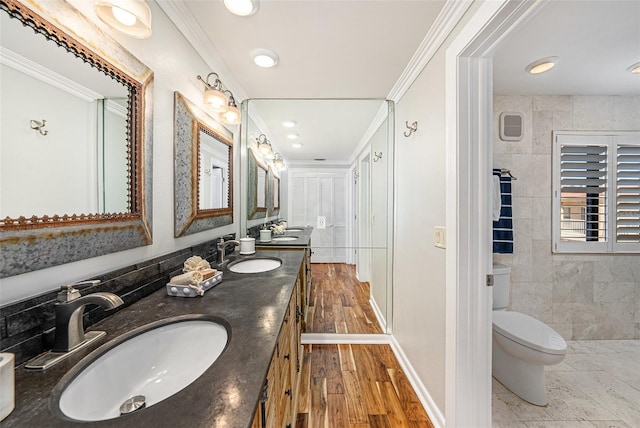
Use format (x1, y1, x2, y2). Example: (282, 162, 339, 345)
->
(435, 226, 446, 249)
(317, 216, 326, 229)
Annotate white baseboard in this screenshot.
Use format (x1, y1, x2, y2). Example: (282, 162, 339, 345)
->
(369, 296, 387, 332)
(390, 336, 445, 428)
(301, 333, 391, 344)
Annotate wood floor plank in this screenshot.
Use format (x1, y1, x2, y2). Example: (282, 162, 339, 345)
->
(378, 381, 412, 427)
(341, 370, 368, 424)
(323, 344, 345, 394)
(327, 394, 349, 428)
(368, 414, 392, 428)
(310, 377, 328, 428)
(298, 345, 312, 413)
(296, 413, 309, 428)
(338, 344, 356, 372)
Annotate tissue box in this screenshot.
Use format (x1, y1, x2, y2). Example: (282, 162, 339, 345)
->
(166, 272, 223, 297)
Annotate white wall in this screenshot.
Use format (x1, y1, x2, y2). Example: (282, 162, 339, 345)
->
(493, 95, 640, 340)
(0, 1, 240, 304)
(392, 3, 480, 415)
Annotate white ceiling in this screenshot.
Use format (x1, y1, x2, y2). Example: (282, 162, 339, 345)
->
(161, 0, 640, 162)
(493, 0, 640, 96)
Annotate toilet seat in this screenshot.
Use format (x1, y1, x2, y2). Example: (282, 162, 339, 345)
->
(493, 311, 566, 355)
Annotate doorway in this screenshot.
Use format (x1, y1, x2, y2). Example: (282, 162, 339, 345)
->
(445, 1, 547, 426)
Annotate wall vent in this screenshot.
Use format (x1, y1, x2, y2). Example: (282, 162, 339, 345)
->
(499, 112, 523, 141)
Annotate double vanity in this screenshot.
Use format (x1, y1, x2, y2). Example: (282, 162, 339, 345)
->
(4, 243, 309, 427)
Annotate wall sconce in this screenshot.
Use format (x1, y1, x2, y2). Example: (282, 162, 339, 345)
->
(257, 134, 273, 158)
(219, 91, 241, 125)
(273, 153, 285, 170)
(197, 73, 228, 113)
(94, 0, 152, 39)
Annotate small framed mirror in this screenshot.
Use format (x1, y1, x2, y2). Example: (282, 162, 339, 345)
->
(247, 148, 268, 220)
(268, 166, 280, 216)
(174, 92, 233, 237)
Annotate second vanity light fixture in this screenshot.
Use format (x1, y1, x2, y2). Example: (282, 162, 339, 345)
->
(95, 0, 152, 38)
(197, 72, 242, 125)
(257, 134, 273, 158)
(273, 153, 285, 171)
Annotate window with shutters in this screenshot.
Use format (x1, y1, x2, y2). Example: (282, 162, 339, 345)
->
(552, 131, 640, 253)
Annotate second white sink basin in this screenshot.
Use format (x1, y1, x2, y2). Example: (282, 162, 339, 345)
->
(54, 316, 229, 422)
(272, 236, 298, 242)
(228, 257, 282, 273)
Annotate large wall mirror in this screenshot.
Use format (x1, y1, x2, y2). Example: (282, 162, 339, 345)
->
(241, 99, 394, 335)
(0, 0, 153, 278)
(174, 92, 233, 237)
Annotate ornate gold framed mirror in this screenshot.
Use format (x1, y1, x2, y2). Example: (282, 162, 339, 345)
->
(0, 0, 153, 278)
(174, 92, 233, 237)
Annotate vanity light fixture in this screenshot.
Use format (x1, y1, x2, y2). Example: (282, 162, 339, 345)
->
(223, 0, 258, 16)
(273, 153, 285, 171)
(257, 134, 273, 158)
(628, 61, 640, 74)
(282, 120, 297, 128)
(525, 56, 558, 75)
(197, 73, 228, 113)
(220, 91, 241, 125)
(250, 49, 279, 68)
(95, 0, 152, 38)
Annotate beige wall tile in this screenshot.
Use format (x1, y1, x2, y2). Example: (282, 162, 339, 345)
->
(533, 95, 573, 112)
(532, 110, 553, 154)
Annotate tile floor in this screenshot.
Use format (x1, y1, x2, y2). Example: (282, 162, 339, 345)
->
(492, 340, 640, 428)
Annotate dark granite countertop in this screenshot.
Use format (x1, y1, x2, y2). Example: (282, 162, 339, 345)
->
(4, 249, 305, 428)
(255, 226, 312, 248)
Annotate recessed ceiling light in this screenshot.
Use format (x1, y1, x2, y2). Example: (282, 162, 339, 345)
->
(628, 61, 640, 74)
(282, 120, 297, 128)
(286, 133, 299, 140)
(292, 143, 302, 148)
(525, 56, 558, 75)
(250, 48, 279, 68)
(223, 0, 258, 16)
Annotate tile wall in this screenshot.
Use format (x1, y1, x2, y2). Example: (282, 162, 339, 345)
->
(493, 95, 640, 340)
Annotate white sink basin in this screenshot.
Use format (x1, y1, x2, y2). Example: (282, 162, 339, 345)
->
(286, 228, 304, 232)
(272, 236, 298, 242)
(55, 316, 228, 422)
(228, 257, 282, 273)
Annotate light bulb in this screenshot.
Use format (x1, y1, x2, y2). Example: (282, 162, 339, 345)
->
(112, 6, 137, 26)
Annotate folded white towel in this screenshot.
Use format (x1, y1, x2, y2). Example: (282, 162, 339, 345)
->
(493, 175, 502, 222)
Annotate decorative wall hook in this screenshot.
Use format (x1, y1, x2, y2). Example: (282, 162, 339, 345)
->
(30, 119, 48, 136)
(404, 120, 418, 137)
(373, 152, 383, 162)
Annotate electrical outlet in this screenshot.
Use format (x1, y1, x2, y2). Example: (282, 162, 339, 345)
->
(435, 226, 446, 249)
(317, 216, 326, 229)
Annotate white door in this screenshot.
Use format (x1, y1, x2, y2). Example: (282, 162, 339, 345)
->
(289, 171, 348, 263)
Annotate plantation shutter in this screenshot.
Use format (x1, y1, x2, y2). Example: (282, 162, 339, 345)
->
(559, 144, 608, 242)
(616, 144, 640, 243)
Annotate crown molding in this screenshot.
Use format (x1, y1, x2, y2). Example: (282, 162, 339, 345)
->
(157, 1, 248, 101)
(387, 0, 473, 102)
(0, 46, 102, 102)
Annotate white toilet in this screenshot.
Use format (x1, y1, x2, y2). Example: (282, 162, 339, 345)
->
(492, 263, 567, 406)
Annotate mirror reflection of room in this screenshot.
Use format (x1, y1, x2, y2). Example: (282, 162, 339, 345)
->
(242, 99, 393, 335)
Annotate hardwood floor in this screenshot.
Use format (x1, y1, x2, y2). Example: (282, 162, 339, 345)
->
(295, 344, 434, 428)
(307, 264, 383, 334)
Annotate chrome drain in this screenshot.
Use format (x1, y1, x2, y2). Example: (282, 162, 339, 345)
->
(119, 395, 146, 415)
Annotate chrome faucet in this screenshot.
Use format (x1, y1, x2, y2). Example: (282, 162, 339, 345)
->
(217, 238, 240, 264)
(25, 280, 124, 370)
(52, 281, 124, 352)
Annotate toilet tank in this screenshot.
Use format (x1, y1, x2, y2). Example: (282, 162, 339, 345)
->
(493, 263, 511, 310)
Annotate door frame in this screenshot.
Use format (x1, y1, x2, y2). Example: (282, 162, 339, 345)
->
(444, 1, 548, 426)
(357, 152, 372, 282)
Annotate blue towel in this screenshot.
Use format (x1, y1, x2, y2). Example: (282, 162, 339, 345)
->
(493, 169, 513, 254)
